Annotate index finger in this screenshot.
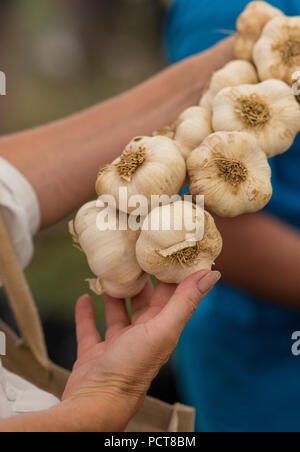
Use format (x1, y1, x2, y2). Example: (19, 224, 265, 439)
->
(75, 295, 102, 358)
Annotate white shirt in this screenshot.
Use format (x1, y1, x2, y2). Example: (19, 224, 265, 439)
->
(0, 157, 60, 419)
(0, 361, 59, 419)
(0, 157, 40, 268)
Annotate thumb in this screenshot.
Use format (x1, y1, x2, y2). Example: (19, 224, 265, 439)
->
(156, 270, 221, 338)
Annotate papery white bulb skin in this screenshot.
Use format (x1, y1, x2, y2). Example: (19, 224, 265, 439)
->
(212, 80, 300, 158)
(154, 107, 212, 160)
(254, 16, 300, 86)
(96, 136, 186, 215)
(200, 60, 258, 113)
(235, 1, 284, 61)
(187, 132, 273, 218)
(136, 201, 223, 284)
(70, 201, 147, 299)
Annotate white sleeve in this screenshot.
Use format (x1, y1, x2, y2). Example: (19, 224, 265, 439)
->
(0, 157, 40, 269)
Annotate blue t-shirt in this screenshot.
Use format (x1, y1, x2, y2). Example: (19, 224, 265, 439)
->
(166, 0, 300, 432)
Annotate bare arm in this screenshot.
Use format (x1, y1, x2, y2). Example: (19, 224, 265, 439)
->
(0, 398, 117, 433)
(215, 212, 300, 309)
(0, 38, 234, 229)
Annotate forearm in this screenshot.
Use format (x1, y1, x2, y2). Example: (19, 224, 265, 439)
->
(0, 38, 234, 229)
(0, 395, 135, 433)
(215, 212, 300, 309)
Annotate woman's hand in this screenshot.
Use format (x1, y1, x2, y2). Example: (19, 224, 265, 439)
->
(0, 270, 220, 433)
(62, 270, 221, 431)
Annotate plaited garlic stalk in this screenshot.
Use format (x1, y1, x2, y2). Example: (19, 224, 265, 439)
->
(254, 16, 300, 86)
(200, 60, 258, 113)
(136, 200, 222, 284)
(70, 201, 147, 299)
(154, 106, 212, 160)
(187, 132, 272, 218)
(235, 1, 284, 61)
(212, 79, 300, 158)
(96, 136, 186, 215)
(292, 71, 300, 103)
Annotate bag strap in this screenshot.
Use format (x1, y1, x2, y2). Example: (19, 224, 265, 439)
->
(0, 214, 49, 369)
(125, 396, 195, 433)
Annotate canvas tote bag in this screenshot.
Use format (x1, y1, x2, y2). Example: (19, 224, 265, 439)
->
(0, 213, 195, 432)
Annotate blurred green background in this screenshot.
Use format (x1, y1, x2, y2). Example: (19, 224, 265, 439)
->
(0, 0, 165, 321)
(0, 0, 179, 400)
(0, 0, 163, 335)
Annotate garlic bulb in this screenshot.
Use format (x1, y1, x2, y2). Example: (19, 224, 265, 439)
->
(70, 201, 147, 299)
(235, 1, 284, 61)
(187, 132, 272, 218)
(254, 16, 300, 86)
(212, 80, 300, 158)
(96, 136, 186, 215)
(200, 60, 258, 113)
(136, 201, 222, 284)
(154, 107, 212, 160)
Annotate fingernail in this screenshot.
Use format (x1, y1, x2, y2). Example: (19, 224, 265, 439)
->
(198, 271, 221, 294)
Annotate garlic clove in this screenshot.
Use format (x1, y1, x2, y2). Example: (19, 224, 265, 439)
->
(254, 16, 300, 86)
(136, 201, 223, 284)
(173, 107, 212, 160)
(95, 136, 186, 215)
(154, 107, 212, 160)
(200, 60, 258, 113)
(87, 273, 148, 299)
(212, 80, 300, 158)
(187, 131, 273, 218)
(235, 1, 284, 61)
(72, 201, 147, 299)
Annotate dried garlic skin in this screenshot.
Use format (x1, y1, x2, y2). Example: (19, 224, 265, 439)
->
(136, 201, 223, 284)
(235, 1, 284, 61)
(187, 132, 273, 218)
(212, 80, 300, 158)
(71, 201, 146, 299)
(200, 60, 258, 113)
(254, 16, 300, 86)
(96, 136, 186, 215)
